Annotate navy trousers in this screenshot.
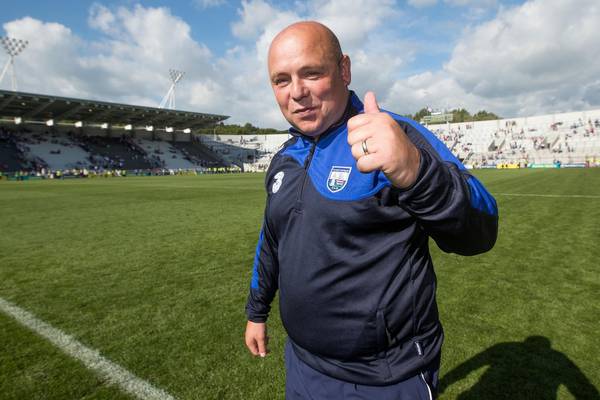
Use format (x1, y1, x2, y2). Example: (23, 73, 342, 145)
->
(285, 340, 438, 400)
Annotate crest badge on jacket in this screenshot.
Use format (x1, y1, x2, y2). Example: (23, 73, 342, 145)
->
(327, 166, 352, 193)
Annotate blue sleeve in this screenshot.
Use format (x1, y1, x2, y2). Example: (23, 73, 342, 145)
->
(245, 210, 279, 322)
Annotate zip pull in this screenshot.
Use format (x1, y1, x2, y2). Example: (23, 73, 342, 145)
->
(294, 139, 318, 212)
(414, 341, 423, 356)
(385, 327, 395, 346)
(304, 140, 317, 169)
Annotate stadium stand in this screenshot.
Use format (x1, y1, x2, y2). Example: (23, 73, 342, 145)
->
(199, 134, 276, 170)
(16, 128, 92, 170)
(81, 135, 156, 170)
(0, 89, 231, 175)
(134, 138, 200, 170)
(199, 110, 600, 171)
(0, 127, 29, 172)
(1, 88, 599, 175)
(0, 123, 236, 175)
(170, 140, 226, 168)
(428, 109, 600, 167)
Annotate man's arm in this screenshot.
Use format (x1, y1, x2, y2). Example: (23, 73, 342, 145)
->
(244, 216, 279, 356)
(395, 144, 498, 255)
(348, 91, 498, 255)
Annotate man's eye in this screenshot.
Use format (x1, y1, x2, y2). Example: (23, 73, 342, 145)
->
(273, 78, 289, 86)
(306, 71, 321, 78)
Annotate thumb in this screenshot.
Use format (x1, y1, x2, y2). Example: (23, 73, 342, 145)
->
(363, 91, 380, 114)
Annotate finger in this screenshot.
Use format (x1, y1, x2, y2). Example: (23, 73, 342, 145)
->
(347, 124, 375, 146)
(347, 113, 372, 132)
(246, 337, 259, 356)
(257, 336, 268, 357)
(351, 142, 364, 160)
(363, 91, 380, 114)
(356, 153, 382, 174)
(351, 138, 378, 161)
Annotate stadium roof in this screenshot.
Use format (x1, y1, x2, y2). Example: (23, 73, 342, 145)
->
(0, 89, 229, 131)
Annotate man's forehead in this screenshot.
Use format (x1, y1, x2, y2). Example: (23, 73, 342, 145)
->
(268, 26, 336, 72)
(271, 22, 327, 47)
(270, 27, 323, 57)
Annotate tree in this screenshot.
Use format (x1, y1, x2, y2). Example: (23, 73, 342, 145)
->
(473, 110, 500, 121)
(452, 108, 472, 123)
(412, 108, 431, 122)
(197, 123, 286, 136)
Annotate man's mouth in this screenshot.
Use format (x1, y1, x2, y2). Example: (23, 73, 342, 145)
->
(293, 106, 316, 115)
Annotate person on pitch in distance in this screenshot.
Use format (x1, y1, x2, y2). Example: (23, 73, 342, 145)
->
(244, 21, 498, 399)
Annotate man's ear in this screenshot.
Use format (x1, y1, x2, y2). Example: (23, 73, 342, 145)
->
(340, 54, 351, 86)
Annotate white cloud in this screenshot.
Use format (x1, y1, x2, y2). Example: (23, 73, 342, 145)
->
(443, 0, 600, 115)
(231, 0, 297, 41)
(2, 0, 599, 130)
(444, 0, 496, 6)
(1, 17, 85, 97)
(583, 80, 600, 105)
(407, 0, 437, 8)
(195, 0, 227, 8)
(0, 1, 409, 128)
(447, 0, 499, 21)
(88, 3, 117, 35)
(379, 0, 600, 118)
(386, 71, 474, 114)
(1, 6, 218, 111)
(306, 0, 398, 48)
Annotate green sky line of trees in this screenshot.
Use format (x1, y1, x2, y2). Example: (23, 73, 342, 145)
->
(199, 108, 501, 135)
(410, 108, 500, 124)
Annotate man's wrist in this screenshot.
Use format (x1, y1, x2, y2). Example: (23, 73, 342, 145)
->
(390, 145, 422, 189)
(247, 315, 268, 323)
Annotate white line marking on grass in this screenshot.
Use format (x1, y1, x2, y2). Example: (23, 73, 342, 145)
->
(496, 193, 600, 199)
(0, 297, 176, 400)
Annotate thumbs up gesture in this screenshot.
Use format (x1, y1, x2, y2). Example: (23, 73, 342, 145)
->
(347, 92, 421, 189)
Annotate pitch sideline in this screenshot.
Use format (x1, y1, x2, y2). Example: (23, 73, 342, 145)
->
(0, 296, 176, 400)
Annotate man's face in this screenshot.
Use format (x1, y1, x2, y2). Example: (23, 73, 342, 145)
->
(268, 29, 350, 137)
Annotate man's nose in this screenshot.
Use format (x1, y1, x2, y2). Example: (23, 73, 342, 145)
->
(290, 78, 308, 101)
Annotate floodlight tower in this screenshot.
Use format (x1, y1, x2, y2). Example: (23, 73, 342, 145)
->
(159, 69, 185, 110)
(0, 36, 29, 91)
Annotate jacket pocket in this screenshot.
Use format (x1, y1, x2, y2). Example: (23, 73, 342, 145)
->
(376, 309, 398, 352)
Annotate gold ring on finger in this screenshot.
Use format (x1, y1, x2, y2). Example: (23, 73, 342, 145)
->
(361, 139, 369, 155)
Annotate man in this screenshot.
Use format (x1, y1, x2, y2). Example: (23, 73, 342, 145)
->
(245, 21, 498, 399)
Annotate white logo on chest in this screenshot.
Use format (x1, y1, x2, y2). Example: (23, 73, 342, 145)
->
(327, 166, 352, 193)
(272, 171, 284, 193)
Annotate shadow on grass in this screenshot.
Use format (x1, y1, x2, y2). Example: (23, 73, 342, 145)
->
(439, 336, 599, 399)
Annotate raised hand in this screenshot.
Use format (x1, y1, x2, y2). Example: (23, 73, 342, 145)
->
(347, 91, 421, 189)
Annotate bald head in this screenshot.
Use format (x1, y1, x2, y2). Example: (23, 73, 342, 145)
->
(269, 21, 342, 67)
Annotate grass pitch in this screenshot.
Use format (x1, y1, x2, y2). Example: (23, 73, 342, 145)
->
(0, 169, 598, 399)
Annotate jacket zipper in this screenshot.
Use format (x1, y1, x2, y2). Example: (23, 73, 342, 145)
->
(295, 139, 318, 211)
(414, 341, 423, 356)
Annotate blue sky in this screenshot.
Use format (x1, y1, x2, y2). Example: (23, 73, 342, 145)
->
(1, 0, 599, 128)
(3, 1, 236, 54)
(3, 0, 519, 70)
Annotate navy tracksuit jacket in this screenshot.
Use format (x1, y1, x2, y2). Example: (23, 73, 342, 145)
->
(246, 91, 498, 386)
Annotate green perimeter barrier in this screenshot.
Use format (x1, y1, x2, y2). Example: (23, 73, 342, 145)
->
(531, 163, 559, 168)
